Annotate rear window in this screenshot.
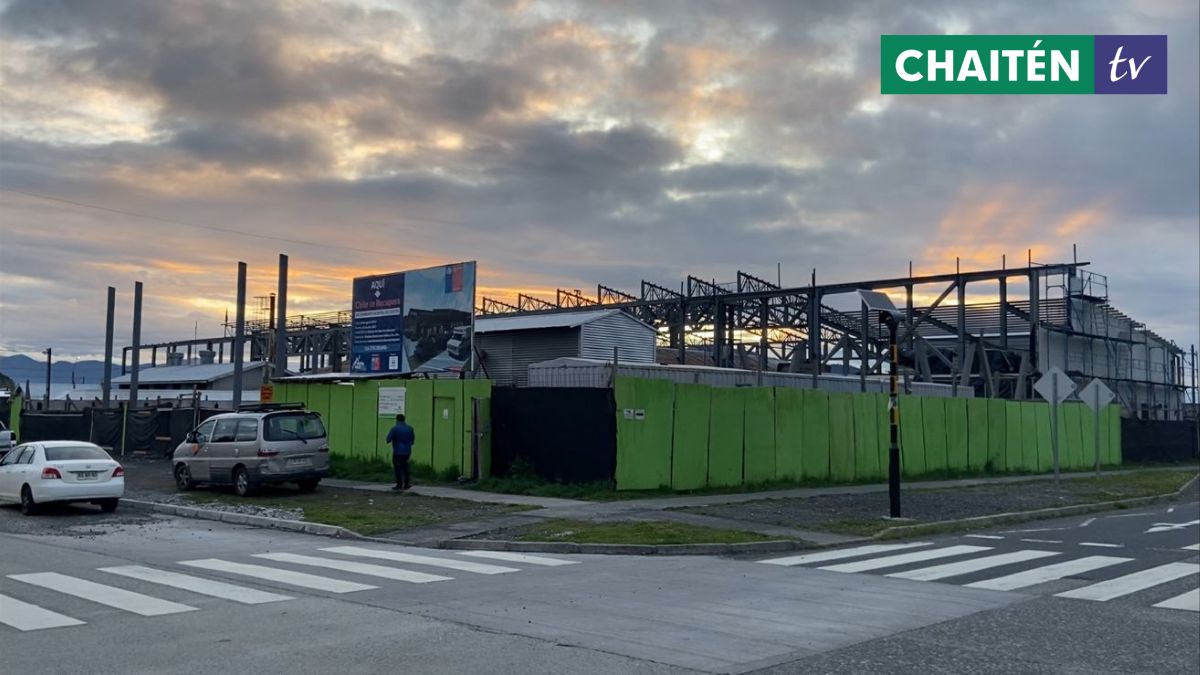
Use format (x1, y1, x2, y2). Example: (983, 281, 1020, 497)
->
(264, 413, 326, 441)
(45, 446, 111, 461)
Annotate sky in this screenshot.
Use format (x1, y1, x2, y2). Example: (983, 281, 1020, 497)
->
(0, 0, 1197, 361)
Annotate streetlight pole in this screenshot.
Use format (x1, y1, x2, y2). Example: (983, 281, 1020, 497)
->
(882, 312, 901, 518)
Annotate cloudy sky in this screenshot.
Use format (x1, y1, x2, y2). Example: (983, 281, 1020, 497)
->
(0, 0, 1197, 361)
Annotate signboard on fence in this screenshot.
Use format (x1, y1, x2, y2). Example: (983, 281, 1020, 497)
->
(378, 387, 407, 416)
(351, 261, 476, 375)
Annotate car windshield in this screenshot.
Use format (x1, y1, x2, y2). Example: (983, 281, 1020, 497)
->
(45, 445, 111, 461)
(264, 413, 326, 441)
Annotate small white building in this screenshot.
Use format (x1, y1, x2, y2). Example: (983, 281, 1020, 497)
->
(474, 309, 657, 386)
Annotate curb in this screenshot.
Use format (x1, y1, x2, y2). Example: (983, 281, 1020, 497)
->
(123, 499, 363, 539)
(873, 473, 1200, 540)
(435, 538, 810, 556)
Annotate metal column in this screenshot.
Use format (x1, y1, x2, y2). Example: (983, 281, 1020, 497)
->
(275, 254, 288, 378)
(231, 262, 247, 408)
(102, 286, 115, 407)
(129, 281, 143, 407)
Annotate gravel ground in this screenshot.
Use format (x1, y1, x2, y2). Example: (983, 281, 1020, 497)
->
(681, 471, 1198, 534)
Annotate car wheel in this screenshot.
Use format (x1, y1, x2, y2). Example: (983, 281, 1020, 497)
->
(19, 486, 38, 516)
(174, 463, 195, 491)
(233, 466, 253, 497)
(99, 498, 119, 513)
(297, 478, 320, 493)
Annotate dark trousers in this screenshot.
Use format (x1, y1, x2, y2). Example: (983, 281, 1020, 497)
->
(393, 453, 411, 488)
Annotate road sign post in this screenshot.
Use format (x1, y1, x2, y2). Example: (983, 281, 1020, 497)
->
(1079, 378, 1116, 477)
(1034, 367, 1076, 484)
(859, 290, 904, 518)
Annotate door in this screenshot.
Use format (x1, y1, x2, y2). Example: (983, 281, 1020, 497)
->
(432, 397, 455, 474)
(188, 419, 218, 481)
(207, 418, 241, 483)
(0, 445, 27, 500)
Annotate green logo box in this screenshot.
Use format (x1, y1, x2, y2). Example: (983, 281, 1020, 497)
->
(881, 35, 1095, 94)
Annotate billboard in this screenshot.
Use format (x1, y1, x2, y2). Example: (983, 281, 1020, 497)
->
(351, 261, 476, 374)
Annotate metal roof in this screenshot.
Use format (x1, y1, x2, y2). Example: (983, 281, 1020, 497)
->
(112, 361, 266, 385)
(473, 309, 655, 334)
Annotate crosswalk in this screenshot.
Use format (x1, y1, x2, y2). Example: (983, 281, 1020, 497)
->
(760, 541, 1200, 613)
(1, 546, 579, 633)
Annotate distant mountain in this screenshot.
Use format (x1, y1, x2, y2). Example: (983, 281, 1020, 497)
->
(0, 354, 121, 387)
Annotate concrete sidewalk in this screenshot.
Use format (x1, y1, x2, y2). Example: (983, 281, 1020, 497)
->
(321, 479, 586, 509)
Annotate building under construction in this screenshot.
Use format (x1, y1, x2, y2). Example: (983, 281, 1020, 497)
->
(124, 258, 1196, 421)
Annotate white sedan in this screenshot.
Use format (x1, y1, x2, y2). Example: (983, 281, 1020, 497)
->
(0, 441, 125, 515)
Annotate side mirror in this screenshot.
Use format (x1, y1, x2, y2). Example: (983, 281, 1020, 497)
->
(185, 431, 198, 443)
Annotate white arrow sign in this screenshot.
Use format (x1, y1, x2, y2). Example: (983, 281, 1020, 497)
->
(1034, 366, 1076, 405)
(1144, 519, 1199, 534)
(1079, 378, 1115, 413)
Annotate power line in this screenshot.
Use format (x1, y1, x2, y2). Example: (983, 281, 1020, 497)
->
(0, 186, 475, 256)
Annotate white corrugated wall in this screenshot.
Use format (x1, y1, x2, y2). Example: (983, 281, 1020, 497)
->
(579, 312, 656, 363)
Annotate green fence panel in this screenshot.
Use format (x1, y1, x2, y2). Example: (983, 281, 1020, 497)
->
(899, 396, 926, 477)
(1065, 404, 1085, 469)
(352, 380, 381, 460)
(827, 393, 855, 482)
(774, 387, 805, 481)
(328, 382, 355, 457)
(801, 390, 830, 481)
(944, 397, 969, 473)
(273, 382, 289, 405)
(966, 398, 988, 473)
(404, 380, 434, 467)
(671, 383, 711, 490)
(1033, 402, 1052, 472)
(743, 387, 776, 484)
(1106, 405, 1122, 465)
(614, 377, 674, 490)
(852, 392, 881, 482)
(986, 399, 1007, 472)
(1005, 401, 1025, 471)
(461, 379, 492, 478)
(433, 380, 464, 474)
(1016, 402, 1038, 472)
(922, 397, 948, 474)
(1080, 405, 1100, 471)
(9, 394, 20, 439)
(708, 387, 746, 487)
(306, 383, 332, 435)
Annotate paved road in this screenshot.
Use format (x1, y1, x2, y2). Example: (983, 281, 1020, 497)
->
(1, 495, 1196, 673)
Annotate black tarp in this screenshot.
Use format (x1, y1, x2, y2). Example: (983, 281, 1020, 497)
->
(18, 412, 89, 443)
(1122, 418, 1199, 462)
(20, 407, 227, 454)
(490, 387, 616, 483)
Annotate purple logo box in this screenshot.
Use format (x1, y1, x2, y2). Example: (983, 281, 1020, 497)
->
(1094, 35, 1168, 94)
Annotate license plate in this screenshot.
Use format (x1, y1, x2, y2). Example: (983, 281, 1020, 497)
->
(286, 458, 310, 468)
(76, 471, 98, 480)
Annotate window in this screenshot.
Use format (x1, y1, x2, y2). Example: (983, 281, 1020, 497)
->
(235, 419, 259, 442)
(212, 419, 239, 443)
(45, 446, 112, 461)
(264, 413, 326, 441)
(0, 446, 23, 466)
(194, 420, 216, 444)
(17, 447, 36, 464)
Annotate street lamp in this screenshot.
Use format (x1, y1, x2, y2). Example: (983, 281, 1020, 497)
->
(858, 290, 905, 518)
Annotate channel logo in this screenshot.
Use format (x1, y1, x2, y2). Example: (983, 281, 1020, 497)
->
(880, 35, 1167, 94)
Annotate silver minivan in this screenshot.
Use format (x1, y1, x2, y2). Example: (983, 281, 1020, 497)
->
(172, 406, 330, 496)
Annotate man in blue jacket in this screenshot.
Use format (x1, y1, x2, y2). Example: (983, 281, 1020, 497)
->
(385, 414, 415, 490)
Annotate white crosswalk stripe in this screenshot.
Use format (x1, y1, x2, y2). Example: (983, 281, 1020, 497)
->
(1153, 588, 1200, 612)
(253, 552, 452, 583)
(820, 545, 992, 574)
(7, 573, 197, 617)
(1055, 562, 1199, 602)
(965, 555, 1132, 591)
(0, 593, 86, 631)
(886, 550, 1060, 582)
(178, 559, 377, 593)
(321, 546, 520, 574)
(456, 551, 579, 567)
(99, 566, 293, 604)
(758, 542, 934, 567)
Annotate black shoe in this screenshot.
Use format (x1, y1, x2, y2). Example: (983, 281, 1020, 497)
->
(391, 485, 403, 491)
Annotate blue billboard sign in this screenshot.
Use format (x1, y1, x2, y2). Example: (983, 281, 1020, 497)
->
(350, 262, 476, 374)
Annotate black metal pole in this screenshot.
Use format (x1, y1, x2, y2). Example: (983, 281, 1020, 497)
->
(232, 262, 247, 408)
(43, 347, 52, 405)
(885, 314, 901, 518)
(102, 286, 115, 407)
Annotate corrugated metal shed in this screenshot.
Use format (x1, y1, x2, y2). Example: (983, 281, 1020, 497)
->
(527, 358, 967, 397)
(475, 310, 656, 386)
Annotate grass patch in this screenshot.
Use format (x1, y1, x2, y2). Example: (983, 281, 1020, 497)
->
(512, 519, 779, 545)
(329, 454, 458, 484)
(185, 487, 533, 536)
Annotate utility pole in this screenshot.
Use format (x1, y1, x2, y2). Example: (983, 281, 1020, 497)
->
(43, 347, 52, 405)
(275, 254, 288, 379)
(102, 286, 116, 407)
(232, 262, 247, 408)
(129, 281, 143, 408)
